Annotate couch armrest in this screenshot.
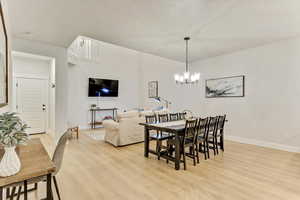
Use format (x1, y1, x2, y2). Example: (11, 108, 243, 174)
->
(103, 120, 119, 130)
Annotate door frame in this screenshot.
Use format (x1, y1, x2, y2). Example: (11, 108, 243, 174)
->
(12, 51, 56, 136)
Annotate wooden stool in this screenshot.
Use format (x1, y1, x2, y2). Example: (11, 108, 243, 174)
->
(68, 126, 79, 139)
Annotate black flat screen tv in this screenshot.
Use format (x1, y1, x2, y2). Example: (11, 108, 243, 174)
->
(88, 78, 119, 97)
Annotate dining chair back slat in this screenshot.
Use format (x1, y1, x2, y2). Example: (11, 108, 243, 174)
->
(145, 115, 157, 124)
(183, 119, 198, 144)
(158, 114, 169, 123)
(169, 113, 179, 121)
(178, 112, 186, 120)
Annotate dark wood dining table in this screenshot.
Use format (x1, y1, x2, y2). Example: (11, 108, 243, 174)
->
(0, 139, 56, 200)
(140, 120, 187, 170)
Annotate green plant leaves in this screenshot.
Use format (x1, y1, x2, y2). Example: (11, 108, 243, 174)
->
(0, 112, 29, 147)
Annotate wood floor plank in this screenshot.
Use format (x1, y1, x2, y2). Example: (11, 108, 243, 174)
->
(17, 131, 300, 200)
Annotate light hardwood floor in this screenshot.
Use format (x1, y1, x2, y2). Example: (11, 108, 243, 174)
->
(19, 130, 300, 200)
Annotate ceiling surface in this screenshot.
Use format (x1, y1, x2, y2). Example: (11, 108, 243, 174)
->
(7, 0, 300, 62)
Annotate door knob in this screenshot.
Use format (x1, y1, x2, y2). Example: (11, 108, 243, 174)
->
(42, 104, 46, 111)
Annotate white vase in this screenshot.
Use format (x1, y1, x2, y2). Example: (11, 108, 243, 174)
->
(0, 146, 21, 177)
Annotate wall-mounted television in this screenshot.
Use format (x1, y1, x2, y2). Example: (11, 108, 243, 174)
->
(88, 78, 119, 97)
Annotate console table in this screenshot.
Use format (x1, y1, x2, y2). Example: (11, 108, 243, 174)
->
(90, 108, 118, 129)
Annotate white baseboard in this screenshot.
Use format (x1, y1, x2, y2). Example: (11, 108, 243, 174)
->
(226, 135, 300, 153)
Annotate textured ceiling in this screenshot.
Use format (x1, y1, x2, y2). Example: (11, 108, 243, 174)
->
(7, 0, 300, 62)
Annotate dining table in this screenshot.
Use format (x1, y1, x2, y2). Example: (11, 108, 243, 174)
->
(0, 138, 56, 200)
(140, 120, 187, 170)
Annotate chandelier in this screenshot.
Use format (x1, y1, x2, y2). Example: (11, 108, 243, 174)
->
(174, 37, 200, 84)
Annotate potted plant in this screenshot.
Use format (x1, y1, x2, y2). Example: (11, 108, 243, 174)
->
(0, 112, 28, 177)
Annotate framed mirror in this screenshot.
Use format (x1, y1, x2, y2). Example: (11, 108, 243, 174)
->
(0, 0, 8, 108)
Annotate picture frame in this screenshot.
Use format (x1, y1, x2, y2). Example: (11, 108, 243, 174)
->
(0, 0, 8, 108)
(148, 81, 158, 98)
(205, 75, 245, 98)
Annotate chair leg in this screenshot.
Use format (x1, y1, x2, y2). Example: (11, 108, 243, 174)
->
(156, 140, 159, 159)
(215, 136, 219, 155)
(16, 186, 22, 200)
(53, 176, 61, 200)
(183, 147, 187, 170)
(193, 148, 196, 166)
(9, 187, 16, 200)
(196, 144, 200, 164)
(157, 140, 162, 160)
(206, 142, 210, 159)
(6, 188, 10, 199)
(212, 139, 216, 156)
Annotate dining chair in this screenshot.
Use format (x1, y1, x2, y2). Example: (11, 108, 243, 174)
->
(207, 116, 219, 157)
(216, 115, 226, 152)
(169, 113, 179, 121)
(196, 117, 210, 160)
(178, 112, 186, 120)
(145, 115, 173, 160)
(8, 131, 70, 200)
(166, 119, 198, 170)
(158, 114, 169, 123)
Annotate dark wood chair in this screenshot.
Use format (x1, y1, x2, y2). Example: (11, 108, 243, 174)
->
(178, 112, 186, 120)
(166, 119, 198, 170)
(216, 115, 226, 152)
(158, 114, 169, 123)
(169, 113, 179, 121)
(207, 116, 219, 157)
(145, 115, 173, 160)
(196, 117, 210, 160)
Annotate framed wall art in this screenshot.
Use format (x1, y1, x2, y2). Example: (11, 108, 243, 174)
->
(206, 75, 245, 98)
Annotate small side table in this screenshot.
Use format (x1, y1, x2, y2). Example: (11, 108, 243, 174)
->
(68, 126, 79, 139)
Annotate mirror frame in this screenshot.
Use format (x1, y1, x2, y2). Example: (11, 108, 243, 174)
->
(0, 0, 8, 108)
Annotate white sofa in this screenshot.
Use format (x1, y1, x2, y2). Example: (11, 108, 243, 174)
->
(103, 109, 170, 146)
(103, 111, 145, 146)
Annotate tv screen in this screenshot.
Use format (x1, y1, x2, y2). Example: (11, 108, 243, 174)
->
(88, 78, 119, 97)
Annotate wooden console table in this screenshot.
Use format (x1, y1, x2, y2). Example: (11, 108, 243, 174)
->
(90, 108, 118, 129)
(0, 139, 55, 200)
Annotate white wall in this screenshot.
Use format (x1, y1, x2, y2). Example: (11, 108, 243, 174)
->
(68, 40, 185, 129)
(68, 41, 140, 128)
(12, 38, 68, 138)
(139, 53, 185, 112)
(13, 55, 50, 78)
(186, 38, 300, 152)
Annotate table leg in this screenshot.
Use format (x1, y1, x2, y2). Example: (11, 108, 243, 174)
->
(144, 127, 149, 157)
(175, 134, 181, 170)
(24, 180, 28, 200)
(46, 174, 53, 200)
(93, 111, 96, 129)
(0, 186, 3, 200)
(91, 110, 93, 129)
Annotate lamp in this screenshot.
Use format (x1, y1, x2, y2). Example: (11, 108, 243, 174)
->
(154, 97, 171, 109)
(174, 37, 200, 84)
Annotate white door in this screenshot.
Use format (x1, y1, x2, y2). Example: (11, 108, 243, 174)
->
(16, 78, 48, 134)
